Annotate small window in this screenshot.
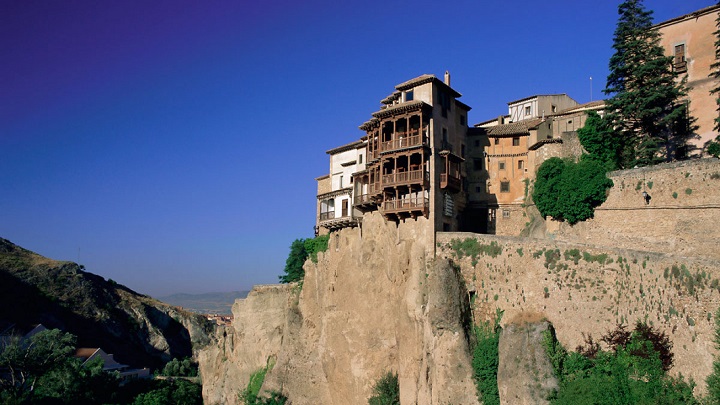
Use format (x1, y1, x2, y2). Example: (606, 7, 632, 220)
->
(460, 115, 466, 126)
(502, 210, 510, 218)
(552, 105, 557, 113)
(339, 175, 343, 188)
(405, 90, 414, 102)
(568, 120, 573, 125)
(475, 186, 481, 192)
(498, 161, 505, 170)
(494, 138, 499, 145)
(512, 137, 520, 146)
(473, 159, 483, 170)
(500, 181, 510, 192)
(461, 144, 466, 158)
(359, 154, 363, 164)
(518, 160, 524, 170)
(674, 44, 687, 72)
(525, 106, 531, 116)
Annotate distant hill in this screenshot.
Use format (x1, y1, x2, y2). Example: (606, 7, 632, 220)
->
(157, 291, 249, 314)
(0, 237, 215, 370)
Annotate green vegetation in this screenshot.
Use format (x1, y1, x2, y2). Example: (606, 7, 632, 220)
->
(577, 110, 621, 170)
(0, 328, 203, 404)
(367, 371, 400, 405)
(544, 322, 697, 404)
(604, 0, 695, 167)
(279, 234, 330, 283)
(532, 157, 613, 225)
(449, 238, 503, 266)
(159, 357, 198, 377)
(471, 310, 503, 405)
(685, 188, 693, 195)
(673, 192, 678, 199)
(240, 359, 287, 405)
(706, 307, 720, 403)
(709, 1, 720, 156)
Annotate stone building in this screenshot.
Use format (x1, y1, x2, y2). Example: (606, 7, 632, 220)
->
(316, 72, 471, 234)
(315, 140, 366, 234)
(655, 4, 720, 153)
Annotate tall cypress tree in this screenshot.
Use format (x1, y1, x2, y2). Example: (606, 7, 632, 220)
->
(707, 1, 720, 157)
(604, 0, 696, 167)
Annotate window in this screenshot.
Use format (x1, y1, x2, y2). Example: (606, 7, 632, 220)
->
(525, 106, 531, 116)
(568, 120, 573, 125)
(461, 144, 465, 158)
(494, 138, 499, 145)
(359, 154, 363, 164)
(473, 159, 483, 170)
(674, 44, 687, 72)
(405, 90, 414, 102)
(339, 175, 343, 188)
(518, 160, 524, 170)
(498, 161, 505, 170)
(502, 210, 510, 218)
(500, 181, 510, 192)
(512, 137, 520, 146)
(460, 115, 466, 126)
(475, 186, 481, 192)
(551, 105, 557, 113)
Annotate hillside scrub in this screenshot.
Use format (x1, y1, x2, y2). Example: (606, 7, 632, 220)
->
(367, 371, 400, 405)
(532, 157, 613, 225)
(471, 311, 502, 405)
(543, 322, 697, 404)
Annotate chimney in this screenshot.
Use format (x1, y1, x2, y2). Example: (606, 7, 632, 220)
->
(444, 71, 451, 86)
(497, 116, 504, 125)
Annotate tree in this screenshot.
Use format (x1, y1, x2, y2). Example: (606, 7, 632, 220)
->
(0, 329, 76, 402)
(368, 371, 400, 405)
(707, 1, 720, 157)
(532, 157, 613, 225)
(578, 111, 622, 170)
(604, 0, 696, 167)
(279, 238, 308, 283)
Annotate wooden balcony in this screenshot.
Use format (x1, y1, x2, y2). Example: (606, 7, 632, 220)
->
(319, 211, 335, 221)
(382, 196, 429, 220)
(381, 170, 429, 187)
(379, 131, 428, 153)
(440, 173, 462, 192)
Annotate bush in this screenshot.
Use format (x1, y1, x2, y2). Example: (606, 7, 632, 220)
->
(279, 235, 330, 283)
(533, 157, 613, 225)
(368, 371, 399, 405)
(471, 311, 503, 405)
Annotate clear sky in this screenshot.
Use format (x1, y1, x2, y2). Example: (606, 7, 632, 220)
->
(1, 0, 713, 297)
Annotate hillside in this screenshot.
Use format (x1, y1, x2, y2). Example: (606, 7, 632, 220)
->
(0, 238, 215, 370)
(157, 291, 249, 314)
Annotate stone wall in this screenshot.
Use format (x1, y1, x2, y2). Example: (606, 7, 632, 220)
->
(548, 158, 720, 261)
(436, 231, 720, 391)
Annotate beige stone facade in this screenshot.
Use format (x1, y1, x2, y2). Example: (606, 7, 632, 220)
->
(656, 5, 720, 153)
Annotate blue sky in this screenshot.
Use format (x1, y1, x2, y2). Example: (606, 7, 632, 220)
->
(0, 0, 713, 297)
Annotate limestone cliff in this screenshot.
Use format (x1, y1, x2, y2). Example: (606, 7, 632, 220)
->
(199, 213, 480, 405)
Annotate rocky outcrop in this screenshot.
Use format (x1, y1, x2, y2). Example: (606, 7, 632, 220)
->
(497, 316, 558, 405)
(199, 213, 480, 405)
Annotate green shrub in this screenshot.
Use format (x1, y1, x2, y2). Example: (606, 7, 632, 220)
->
(279, 235, 330, 283)
(533, 157, 613, 225)
(471, 310, 503, 405)
(368, 371, 399, 405)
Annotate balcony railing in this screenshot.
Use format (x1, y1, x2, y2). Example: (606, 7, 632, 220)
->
(353, 194, 373, 205)
(369, 182, 381, 195)
(382, 170, 429, 187)
(380, 131, 428, 153)
(319, 211, 335, 221)
(440, 173, 461, 191)
(383, 196, 429, 212)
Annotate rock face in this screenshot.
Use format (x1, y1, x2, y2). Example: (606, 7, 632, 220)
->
(497, 316, 558, 405)
(198, 213, 480, 405)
